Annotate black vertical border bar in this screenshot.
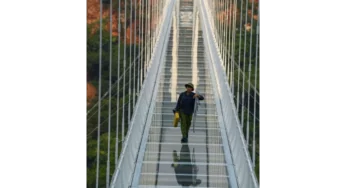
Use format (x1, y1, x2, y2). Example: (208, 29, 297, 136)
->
(79, 0, 86, 188)
(259, 0, 264, 187)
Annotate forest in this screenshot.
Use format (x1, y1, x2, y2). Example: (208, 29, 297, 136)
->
(87, 0, 259, 187)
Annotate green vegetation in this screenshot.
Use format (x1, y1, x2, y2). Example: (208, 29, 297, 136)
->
(87, 6, 145, 188)
(215, 0, 260, 180)
(87, 1, 260, 186)
(233, 0, 260, 180)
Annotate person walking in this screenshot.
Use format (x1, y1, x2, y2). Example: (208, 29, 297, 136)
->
(173, 83, 204, 143)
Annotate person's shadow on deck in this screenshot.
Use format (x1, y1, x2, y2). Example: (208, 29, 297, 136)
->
(171, 143, 202, 186)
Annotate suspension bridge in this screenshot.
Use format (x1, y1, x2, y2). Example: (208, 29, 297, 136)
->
(87, 0, 259, 187)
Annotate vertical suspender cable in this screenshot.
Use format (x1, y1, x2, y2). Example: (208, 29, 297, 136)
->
(253, 7, 259, 169)
(140, 0, 144, 88)
(106, 1, 113, 187)
(241, 0, 249, 129)
(133, 0, 137, 110)
(231, 0, 237, 94)
(96, 1, 103, 187)
(129, 0, 132, 125)
(226, 0, 232, 81)
(236, 0, 244, 114)
(122, 0, 127, 147)
(115, 0, 121, 168)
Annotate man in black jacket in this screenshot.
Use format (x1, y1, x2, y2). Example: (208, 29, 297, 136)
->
(173, 83, 204, 143)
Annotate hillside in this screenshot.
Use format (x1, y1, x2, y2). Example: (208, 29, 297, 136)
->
(86, 1, 260, 187)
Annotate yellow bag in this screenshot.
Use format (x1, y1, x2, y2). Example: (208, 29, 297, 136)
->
(173, 112, 180, 127)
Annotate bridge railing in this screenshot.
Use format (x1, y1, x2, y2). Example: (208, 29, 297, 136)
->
(109, 0, 175, 187)
(199, 0, 259, 187)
